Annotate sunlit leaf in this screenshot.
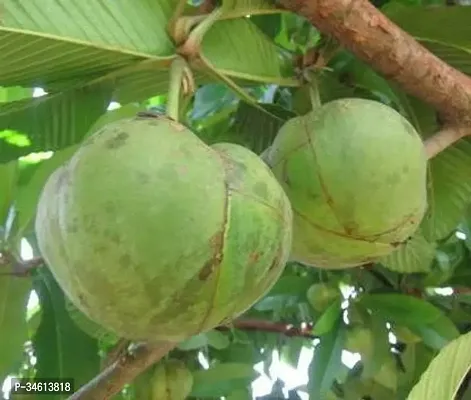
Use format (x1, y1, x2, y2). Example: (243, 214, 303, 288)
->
(407, 330, 471, 400)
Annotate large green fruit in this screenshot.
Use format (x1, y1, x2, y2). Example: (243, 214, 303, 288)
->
(35, 114, 292, 342)
(266, 98, 427, 269)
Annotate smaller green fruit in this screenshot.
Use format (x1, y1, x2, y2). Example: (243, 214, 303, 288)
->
(345, 326, 374, 354)
(151, 359, 193, 400)
(306, 283, 341, 312)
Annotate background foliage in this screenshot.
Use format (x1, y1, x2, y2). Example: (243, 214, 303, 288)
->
(2, 0, 471, 399)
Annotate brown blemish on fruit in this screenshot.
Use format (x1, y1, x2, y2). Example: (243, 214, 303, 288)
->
(105, 132, 129, 149)
(104, 201, 115, 214)
(137, 172, 150, 184)
(198, 186, 228, 281)
(119, 254, 132, 268)
(249, 252, 261, 263)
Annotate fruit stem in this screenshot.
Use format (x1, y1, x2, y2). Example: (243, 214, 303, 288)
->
(166, 56, 194, 122)
(307, 71, 322, 110)
(179, 7, 224, 57)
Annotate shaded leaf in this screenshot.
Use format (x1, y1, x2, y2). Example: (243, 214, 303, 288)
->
(33, 268, 100, 397)
(0, 275, 31, 381)
(206, 330, 231, 350)
(385, 5, 471, 75)
(191, 84, 238, 120)
(178, 333, 210, 351)
(312, 298, 342, 336)
(308, 320, 346, 399)
(0, 85, 112, 162)
(364, 315, 392, 378)
(0, 161, 17, 225)
(380, 233, 436, 273)
(228, 101, 295, 154)
(87, 103, 147, 134)
(358, 293, 443, 326)
(221, 0, 279, 17)
(410, 314, 460, 351)
(1, 0, 176, 88)
(407, 330, 471, 400)
(422, 139, 471, 241)
(201, 18, 297, 85)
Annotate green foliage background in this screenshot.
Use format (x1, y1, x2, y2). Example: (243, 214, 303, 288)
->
(2, 0, 471, 399)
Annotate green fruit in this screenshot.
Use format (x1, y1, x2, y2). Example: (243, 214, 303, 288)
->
(151, 359, 193, 400)
(267, 98, 427, 269)
(306, 282, 341, 312)
(35, 115, 292, 342)
(345, 326, 374, 354)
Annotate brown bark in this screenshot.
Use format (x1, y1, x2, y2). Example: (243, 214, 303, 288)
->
(279, 0, 471, 156)
(223, 318, 316, 339)
(68, 341, 177, 400)
(279, 0, 471, 123)
(425, 125, 471, 159)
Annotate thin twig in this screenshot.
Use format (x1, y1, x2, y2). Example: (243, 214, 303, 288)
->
(227, 319, 316, 339)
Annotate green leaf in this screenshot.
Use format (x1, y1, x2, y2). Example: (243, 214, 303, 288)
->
(221, 0, 279, 17)
(191, 84, 238, 120)
(410, 314, 460, 351)
(190, 363, 258, 397)
(308, 320, 346, 399)
(0, 85, 113, 162)
(379, 233, 436, 273)
(0, 86, 33, 103)
(312, 298, 342, 336)
(1, 0, 176, 88)
(0, 161, 17, 225)
(421, 139, 471, 241)
(380, 90, 471, 242)
(177, 333, 209, 351)
(201, 18, 297, 85)
(227, 101, 295, 154)
(33, 268, 100, 397)
(87, 103, 147, 135)
(14, 145, 79, 238)
(406, 330, 471, 400)
(363, 315, 392, 378)
(385, 5, 471, 75)
(358, 294, 443, 326)
(206, 330, 231, 350)
(0, 275, 32, 381)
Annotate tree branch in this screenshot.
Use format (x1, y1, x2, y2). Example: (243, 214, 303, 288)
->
(278, 0, 471, 154)
(227, 318, 316, 339)
(68, 341, 177, 400)
(67, 319, 316, 399)
(425, 125, 471, 159)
